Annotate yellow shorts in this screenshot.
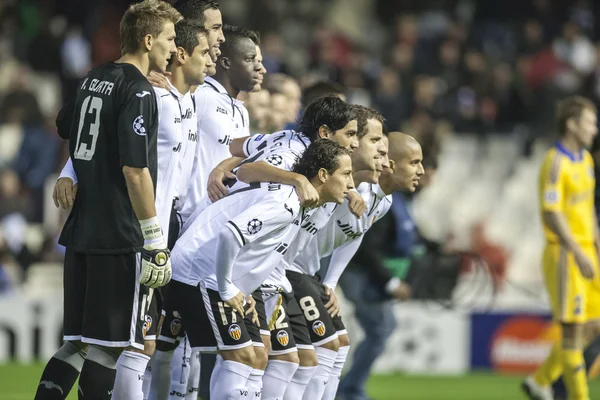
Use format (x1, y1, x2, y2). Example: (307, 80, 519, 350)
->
(543, 243, 600, 324)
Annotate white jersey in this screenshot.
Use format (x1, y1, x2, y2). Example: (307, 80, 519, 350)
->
(173, 89, 198, 212)
(242, 130, 311, 169)
(180, 130, 311, 236)
(179, 77, 250, 224)
(153, 86, 184, 235)
(59, 85, 187, 239)
(290, 182, 393, 287)
(263, 202, 338, 291)
(172, 179, 307, 296)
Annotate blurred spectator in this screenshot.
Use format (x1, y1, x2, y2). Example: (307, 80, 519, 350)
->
(0, 65, 43, 126)
(552, 21, 596, 75)
(60, 24, 91, 102)
(13, 118, 60, 221)
(266, 89, 289, 133)
(246, 89, 271, 134)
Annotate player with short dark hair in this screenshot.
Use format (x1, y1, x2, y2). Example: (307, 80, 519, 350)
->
(35, 1, 182, 399)
(168, 140, 354, 400)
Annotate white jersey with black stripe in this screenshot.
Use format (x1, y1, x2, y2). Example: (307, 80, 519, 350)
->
(173, 89, 198, 213)
(171, 179, 304, 296)
(178, 77, 250, 224)
(289, 182, 392, 279)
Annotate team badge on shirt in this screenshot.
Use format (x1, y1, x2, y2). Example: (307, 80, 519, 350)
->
(312, 320, 326, 337)
(276, 330, 290, 346)
(247, 219, 263, 235)
(228, 324, 242, 340)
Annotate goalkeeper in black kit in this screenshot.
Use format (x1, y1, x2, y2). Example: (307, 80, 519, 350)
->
(34, 1, 182, 399)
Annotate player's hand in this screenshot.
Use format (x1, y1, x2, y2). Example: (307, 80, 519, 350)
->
(245, 295, 259, 326)
(139, 217, 171, 288)
(574, 249, 596, 280)
(294, 176, 319, 208)
(147, 71, 171, 89)
(53, 178, 78, 210)
(391, 282, 412, 301)
(225, 291, 246, 317)
(347, 191, 366, 218)
(207, 167, 236, 203)
(323, 285, 341, 318)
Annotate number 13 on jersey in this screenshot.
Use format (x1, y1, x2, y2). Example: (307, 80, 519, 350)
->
(74, 95, 103, 161)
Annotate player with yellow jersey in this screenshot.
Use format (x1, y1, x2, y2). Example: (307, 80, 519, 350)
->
(523, 96, 600, 400)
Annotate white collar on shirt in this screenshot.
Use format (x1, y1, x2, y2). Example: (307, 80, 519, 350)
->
(203, 76, 245, 106)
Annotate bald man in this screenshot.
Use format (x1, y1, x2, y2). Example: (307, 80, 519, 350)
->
(330, 132, 425, 400)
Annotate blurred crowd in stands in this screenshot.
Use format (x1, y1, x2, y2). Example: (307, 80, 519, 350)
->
(1, 0, 600, 295)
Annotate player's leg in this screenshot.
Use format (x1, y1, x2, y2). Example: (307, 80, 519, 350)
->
(525, 245, 588, 400)
(337, 269, 396, 400)
(287, 272, 340, 400)
(246, 290, 270, 399)
(322, 317, 350, 400)
(165, 280, 218, 400)
(523, 245, 564, 399)
(284, 350, 318, 400)
(147, 287, 188, 400)
(552, 250, 600, 400)
(73, 252, 155, 399)
(184, 347, 200, 400)
(149, 281, 189, 400)
(200, 281, 255, 400)
(262, 291, 300, 400)
(35, 250, 87, 400)
(112, 253, 160, 399)
(552, 330, 600, 400)
(143, 313, 167, 398)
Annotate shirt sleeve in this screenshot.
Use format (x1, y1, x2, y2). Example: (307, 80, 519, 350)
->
(226, 197, 297, 246)
(215, 228, 244, 300)
(540, 153, 565, 212)
(59, 157, 78, 183)
(118, 82, 157, 168)
(323, 237, 363, 289)
(243, 133, 270, 156)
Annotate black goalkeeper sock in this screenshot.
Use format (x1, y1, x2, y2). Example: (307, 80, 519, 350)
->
(34, 357, 80, 400)
(78, 359, 116, 400)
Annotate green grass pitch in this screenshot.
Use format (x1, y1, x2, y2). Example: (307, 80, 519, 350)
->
(3, 363, 600, 399)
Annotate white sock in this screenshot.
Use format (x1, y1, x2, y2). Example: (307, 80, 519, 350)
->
(210, 360, 253, 400)
(184, 349, 200, 400)
(283, 366, 316, 399)
(170, 342, 191, 400)
(142, 363, 152, 400)
(262, 360, 299, 400)
(148, 350, 175, 400)
(111, 350, 151, 400)
(322, 346, 349, 400)
(247, 368, 264, 399)
(210, 354, 224, 395)
(301, 348, 337, 400)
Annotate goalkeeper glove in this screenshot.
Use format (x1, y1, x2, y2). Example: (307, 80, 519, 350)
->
(139, 216, 171, 288)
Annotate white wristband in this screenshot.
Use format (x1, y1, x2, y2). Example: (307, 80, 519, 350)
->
(139, 216, 162, 243)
